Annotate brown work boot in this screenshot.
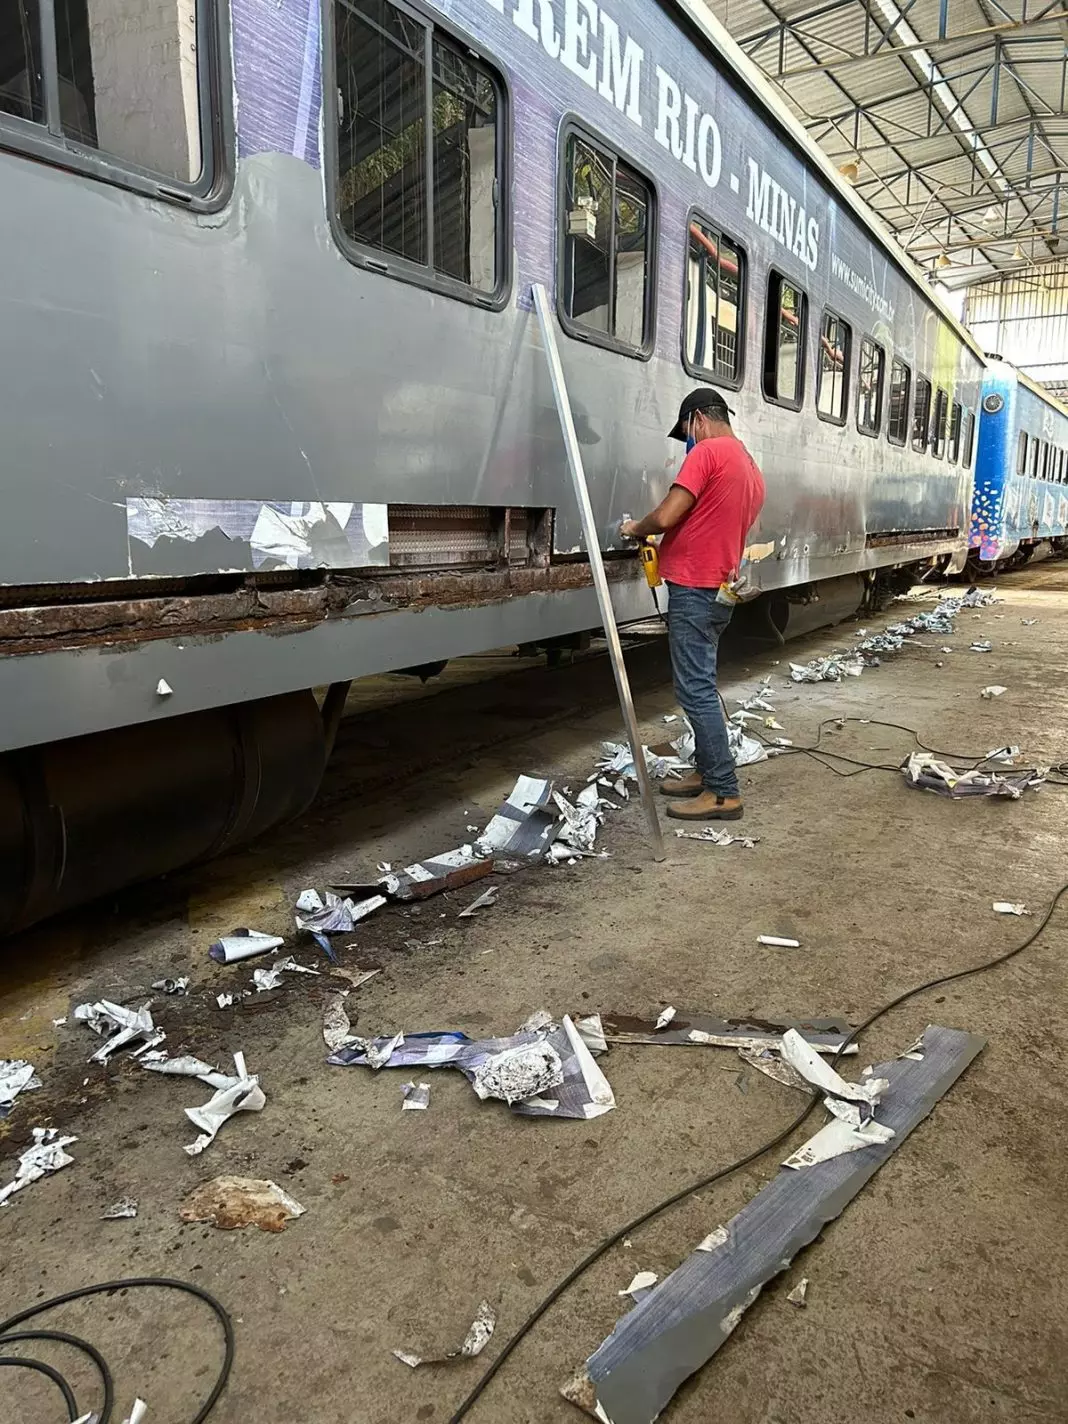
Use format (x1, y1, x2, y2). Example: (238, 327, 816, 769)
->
(666, 791, 744, 821)
(660, 771, 702, 797)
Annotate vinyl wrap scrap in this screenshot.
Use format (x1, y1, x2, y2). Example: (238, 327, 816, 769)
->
(788, 589, 999, 686)
(180, 1175, 306, 1232)
(329, 1013, 615, 1119)
(902, 753, 1043, 799)
(393, 1299, 496, 1369)
(74, 1000, 161, 1062)
(599, 1012, 857, 1055)
(0, 1060, 41, 1118)
(183, 1051, 265, 1155)
(561, 1026, 985, 1424)
(0, 1128, 77, 1206)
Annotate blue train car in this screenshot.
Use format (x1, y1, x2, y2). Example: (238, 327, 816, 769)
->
(971, 360, 1068, 568)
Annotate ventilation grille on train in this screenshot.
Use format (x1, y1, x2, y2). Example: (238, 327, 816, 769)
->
(387, 505, 552, 569)
(865, 527, 959, 549)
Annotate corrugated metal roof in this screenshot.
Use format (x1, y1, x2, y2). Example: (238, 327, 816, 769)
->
(703, 0, 1068, 288)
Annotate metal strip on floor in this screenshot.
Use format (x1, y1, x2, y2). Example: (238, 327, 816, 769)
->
(562, 1024, 986, 1424)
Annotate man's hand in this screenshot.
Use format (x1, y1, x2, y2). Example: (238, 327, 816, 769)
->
(619, 519, 642, 540)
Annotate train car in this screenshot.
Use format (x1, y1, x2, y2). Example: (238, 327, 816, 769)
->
(970, 359, 1068, 571)
(0, 0, 984, 928)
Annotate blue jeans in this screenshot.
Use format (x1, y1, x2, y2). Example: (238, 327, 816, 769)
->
(667, 583, 738, 798)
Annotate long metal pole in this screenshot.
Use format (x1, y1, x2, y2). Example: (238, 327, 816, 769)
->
(531, 283, 665, 863)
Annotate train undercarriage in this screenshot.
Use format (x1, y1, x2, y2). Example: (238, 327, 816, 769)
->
(0, 545, 951, 936)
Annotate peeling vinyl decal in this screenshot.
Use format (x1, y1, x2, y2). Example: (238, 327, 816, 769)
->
(126, 498, 389, 575)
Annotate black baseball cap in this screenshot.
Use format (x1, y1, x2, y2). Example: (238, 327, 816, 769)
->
(668, 388, 735, 441)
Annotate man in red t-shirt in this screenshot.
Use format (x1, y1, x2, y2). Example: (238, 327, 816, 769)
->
(621, 389, 766, 821)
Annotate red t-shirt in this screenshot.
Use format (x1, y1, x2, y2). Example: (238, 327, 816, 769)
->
(658, 436, 766, 588)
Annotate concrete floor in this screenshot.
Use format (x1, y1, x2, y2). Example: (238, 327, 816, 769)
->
(2, 565, 1068, 1424)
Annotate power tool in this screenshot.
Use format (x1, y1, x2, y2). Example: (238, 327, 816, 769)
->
(639, 538, 664, 620)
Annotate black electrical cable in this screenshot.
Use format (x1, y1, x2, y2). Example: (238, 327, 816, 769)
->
(0, 1356, 80, 1419)
(446, 879, 1068, 1423)
(0, 1329, 113, 1419)
(0, 1277, 234, 1424)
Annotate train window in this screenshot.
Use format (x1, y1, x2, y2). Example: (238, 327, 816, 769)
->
(857, 337, 884, 436)
(912, 376, 932, 453)
(1032, 439, 1041, 477)
(887, 358, 911, 445)
(559, 129, 655, 356)
(816, 311, 850, 424)
(962, 410, 976, 468)
(0, 0, 215, 193)
(931, 388, 948, 458)
(684, 216, 745, 388)
(1017, 431, 1029, 474)
(948, 402, 962, 463)
(762, 271, 807, 408)
(333, 0, 505, 301)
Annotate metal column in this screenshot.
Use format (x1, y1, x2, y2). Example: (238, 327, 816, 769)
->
(530, 283, 665, 863)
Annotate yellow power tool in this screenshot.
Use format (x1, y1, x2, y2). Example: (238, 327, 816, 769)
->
(639, 537, 662, 589)
(638, 537, 664, 620)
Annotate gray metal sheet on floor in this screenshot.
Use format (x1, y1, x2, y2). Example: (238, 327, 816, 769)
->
(563, 1024, 986, 1424)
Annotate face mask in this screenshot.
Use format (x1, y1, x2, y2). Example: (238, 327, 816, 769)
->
(685, 419, 697, 454)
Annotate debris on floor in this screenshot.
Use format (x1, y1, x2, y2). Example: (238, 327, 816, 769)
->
(980, 685, 1008, 699)
(459, 886, 498, 918)
(101, 1196, 139, 1220)
(74, 1000, 161, 1062)
(737, 1046, 810, 1091)
(0, 1128, 78, 1206)
(329, 1012, 615, 1120)
(479, 776, 562, 857)
(251, 956, 321, 992)
(727, 722, 768, 766)
(655, 1007, 676, 1031)
(553, 783, 607, 854)
(779, 1029, 886, 1106)
(600, 1012, 856, 1055)
(208, 929, 285, 964)
(331, 967, 381, 991)
(673, 828, 759, 846)
(151, 977, 190, 995)
(216, 991, 250, 1008)
(401, 1081, 431, 1111)
(786, 589, 1000, 689)
(183, 1051, 265, 1156)
(561, 1026, 985, 1424)
(993, 901, 1030, 915)
(121, 1399, 148, 1424)
(179, 1176, 306, 1232)
(790, 654, 864, 683)
(294, 889, 387, 934)
(472, 1040, 564, 1104)
(786, 1278, 808, 1307)
(0, 1059, 41, 1119)
(902, 752, 1042, 798)
(969, 641, 993, 653)
(322, 992, 359, 1052)
(596, 742, 690, 786)
(142, 1054, 233, 1088)
(758, 935, 800, 948)
(783, 1112, 896, 1169)
(393, 1298, 496, 1369)
(619, 1271, 658, 1298)
(985, 745, 1021, 764)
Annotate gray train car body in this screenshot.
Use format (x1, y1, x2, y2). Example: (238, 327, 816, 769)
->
(0, 0, 984, 760)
